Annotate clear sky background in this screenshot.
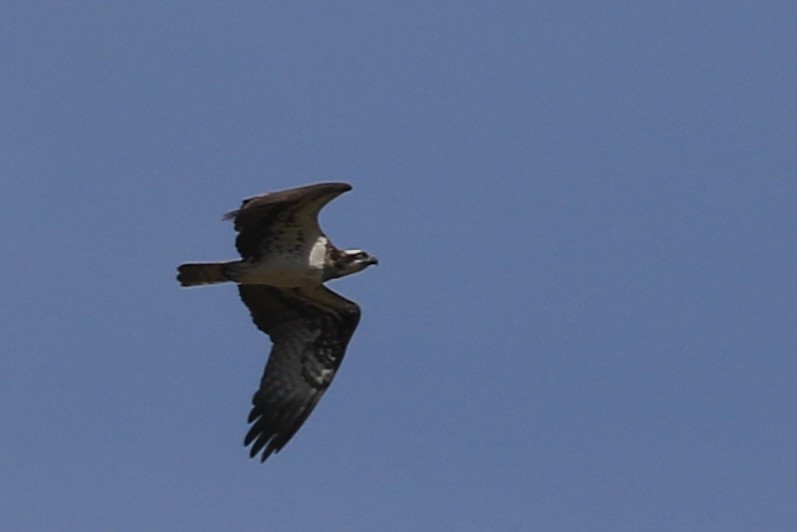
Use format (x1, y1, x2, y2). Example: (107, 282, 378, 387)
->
(2, 3, 795, 531)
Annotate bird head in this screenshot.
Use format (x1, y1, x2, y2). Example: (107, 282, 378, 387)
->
(325, 249, 378, 280)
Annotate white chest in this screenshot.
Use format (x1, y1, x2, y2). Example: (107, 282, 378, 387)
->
(238, 235, 328, 287)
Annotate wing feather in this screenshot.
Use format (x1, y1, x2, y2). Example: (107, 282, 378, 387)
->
(224, 182, 351, 259)
(237, 284, 360, 462)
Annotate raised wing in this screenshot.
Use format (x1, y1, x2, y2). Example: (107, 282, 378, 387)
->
(224, 182, 351, 259)
(237, 284, 361, 462)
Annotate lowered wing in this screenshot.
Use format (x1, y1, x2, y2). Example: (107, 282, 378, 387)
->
(237, 284, 361, 462)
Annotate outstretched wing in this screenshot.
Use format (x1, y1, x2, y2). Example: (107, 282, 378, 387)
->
(224, 182, 351, 259)
(237, 284, 361, 462)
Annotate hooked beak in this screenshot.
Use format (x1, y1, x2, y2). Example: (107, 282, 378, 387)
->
(367, 256, 379, 266)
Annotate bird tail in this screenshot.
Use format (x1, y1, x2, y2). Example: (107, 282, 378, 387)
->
(177, 261, 238, 287)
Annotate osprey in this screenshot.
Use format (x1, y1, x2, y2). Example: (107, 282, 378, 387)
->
(177, 182, 377, 462)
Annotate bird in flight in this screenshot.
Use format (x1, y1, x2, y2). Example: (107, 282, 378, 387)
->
(177, 182, 378, 462)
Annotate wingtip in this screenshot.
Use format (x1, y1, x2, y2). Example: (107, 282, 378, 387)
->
(245, 441, 275, 463)
(311, 181, 352, 193)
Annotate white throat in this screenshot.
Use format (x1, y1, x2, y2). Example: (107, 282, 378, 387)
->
(309, 236, 329, 269)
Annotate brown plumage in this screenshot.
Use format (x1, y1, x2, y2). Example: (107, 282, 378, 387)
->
(177, 262, 235, 286)
(177, 182, 377, 462)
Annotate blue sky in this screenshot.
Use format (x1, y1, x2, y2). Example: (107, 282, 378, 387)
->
(2, 3, 795, 531)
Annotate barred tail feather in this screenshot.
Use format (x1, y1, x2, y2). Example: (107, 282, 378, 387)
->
(177, 262, 236, 287)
